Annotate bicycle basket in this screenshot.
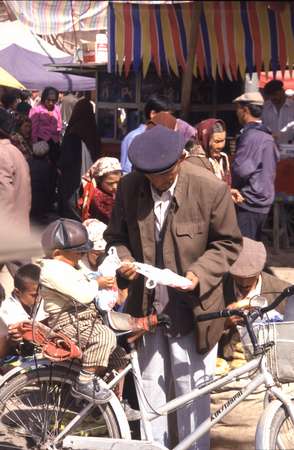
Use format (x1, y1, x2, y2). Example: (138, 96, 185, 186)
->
(239, 321, 294, 384)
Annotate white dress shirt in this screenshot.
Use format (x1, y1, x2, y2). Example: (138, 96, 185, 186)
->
(150, 177, 178, 313)
(262, 98, 294, 144)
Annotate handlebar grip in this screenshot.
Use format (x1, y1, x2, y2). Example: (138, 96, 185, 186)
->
(196, 311, 225, 322)
(196, 309, 244, 322)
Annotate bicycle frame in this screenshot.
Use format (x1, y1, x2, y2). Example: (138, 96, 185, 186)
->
(1, 347, 294, 450)
(62, 346, 294, 450)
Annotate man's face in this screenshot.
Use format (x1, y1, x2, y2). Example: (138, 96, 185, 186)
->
(232, 274, 259, 298)
(236, 104, 246, 125)
(144, 159, 182, 193)
(15, 282, 39, 307)
(269, 89, 285, 107)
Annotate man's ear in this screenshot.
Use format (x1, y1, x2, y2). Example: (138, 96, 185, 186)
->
(14, 287, 21, 299)
(179, 152, 187, 163)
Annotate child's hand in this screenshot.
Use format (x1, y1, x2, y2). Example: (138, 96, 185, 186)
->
(97, 276, 115, 290)
(8, 323, 24, 343)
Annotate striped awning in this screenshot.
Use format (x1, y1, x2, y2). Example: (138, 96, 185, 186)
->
(108, 1, 294, 80)
(4, 1, 108, 34)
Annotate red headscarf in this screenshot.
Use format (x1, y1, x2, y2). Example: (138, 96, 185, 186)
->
(195, 119, 226, 156)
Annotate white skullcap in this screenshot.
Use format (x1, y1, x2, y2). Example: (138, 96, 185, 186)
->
(83, 219, 107, 251)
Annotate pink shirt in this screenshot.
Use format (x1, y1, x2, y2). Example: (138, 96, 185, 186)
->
(29, 103, 62, 143)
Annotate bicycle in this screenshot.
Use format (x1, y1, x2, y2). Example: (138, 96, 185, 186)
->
(0, 285, 294, 450)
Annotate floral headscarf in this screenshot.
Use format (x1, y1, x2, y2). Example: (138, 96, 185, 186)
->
(87, 157, 122, 179)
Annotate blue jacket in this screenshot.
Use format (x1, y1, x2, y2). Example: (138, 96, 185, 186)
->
(232, 122, 279, 214)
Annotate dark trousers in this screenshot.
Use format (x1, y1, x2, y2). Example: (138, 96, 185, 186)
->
(236, 207, 267, 241)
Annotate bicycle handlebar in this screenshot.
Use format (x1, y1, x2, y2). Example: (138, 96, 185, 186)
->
(196, 285, 294, 355)
(196, 285, 294, 323)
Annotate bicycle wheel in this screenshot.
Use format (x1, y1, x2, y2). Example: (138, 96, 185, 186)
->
(0, 365, 122, 449)
(266, 404, 294, 449)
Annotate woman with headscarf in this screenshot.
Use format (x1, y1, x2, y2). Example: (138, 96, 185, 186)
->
(79, 157, 122, 224)
(187, 119, 244, 204)
(58, 98, 100, 220)
(190, 118, 231, 185)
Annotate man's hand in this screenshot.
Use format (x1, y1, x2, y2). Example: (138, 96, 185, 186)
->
(231, 189, 245, 204)
(175, 271, 199, 292)
(97, 276, 116, 290)
(225, 299, 251, 328)
(118, 261, 139, 281)
(8, 323, 23, 343)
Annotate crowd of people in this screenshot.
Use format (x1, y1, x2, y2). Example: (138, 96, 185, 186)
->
(0, 79, 294, 449)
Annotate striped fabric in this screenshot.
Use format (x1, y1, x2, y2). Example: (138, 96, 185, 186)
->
(5, 0, 108, 34)
(6, 1, 294, 80)
(107, 1, 294, 79)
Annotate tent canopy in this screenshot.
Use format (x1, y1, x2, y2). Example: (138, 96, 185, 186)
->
(4, 2, 294, 82)
(0, 20, 95, 91)
(4, 1, 107, 35)
(107, 1, 294, 80)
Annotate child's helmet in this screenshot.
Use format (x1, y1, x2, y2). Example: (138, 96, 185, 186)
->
(41, 218, 93, 253)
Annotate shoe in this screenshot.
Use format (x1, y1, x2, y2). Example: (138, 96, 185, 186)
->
(121, 400, 141, 421)
(71, 376, 112, 404)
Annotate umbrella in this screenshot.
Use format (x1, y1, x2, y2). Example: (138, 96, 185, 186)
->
(0, 66, 26, 90)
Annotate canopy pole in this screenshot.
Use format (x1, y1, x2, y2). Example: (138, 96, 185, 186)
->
(180, 2, 201, 120)
(95, 68, 99, 125)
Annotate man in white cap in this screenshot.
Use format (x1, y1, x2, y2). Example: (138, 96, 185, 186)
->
(232, 92, 279, 241)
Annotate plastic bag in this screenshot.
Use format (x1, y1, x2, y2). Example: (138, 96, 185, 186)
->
(134, 262, 193, 290)
(95, 247, 122, 312)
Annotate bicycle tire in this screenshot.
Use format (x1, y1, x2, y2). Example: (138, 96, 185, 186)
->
(260, 404, 294, 450)
(0, 365, 123, 449)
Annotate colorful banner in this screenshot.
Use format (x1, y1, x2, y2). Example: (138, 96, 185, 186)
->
(108, 1, 294, 80)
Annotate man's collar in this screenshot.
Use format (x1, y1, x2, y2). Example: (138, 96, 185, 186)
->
(150, 175, 178, 200)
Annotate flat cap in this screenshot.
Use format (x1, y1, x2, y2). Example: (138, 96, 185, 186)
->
(42, 218, 93, 253)
(233, 92, 264, 106)
(229, 237, 266, 278)
(128, 125, 187, 174)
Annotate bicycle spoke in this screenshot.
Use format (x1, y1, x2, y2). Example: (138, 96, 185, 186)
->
(0, 367, 121, 447)
(276, 416, 294, 449)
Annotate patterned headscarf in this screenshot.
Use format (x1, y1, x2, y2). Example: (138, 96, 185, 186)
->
(89, 157, 122, 179)
(195, 119, 226, 155)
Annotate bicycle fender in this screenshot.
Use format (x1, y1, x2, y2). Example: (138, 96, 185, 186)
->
(255, 399, 283, 449)
(0, 357, 50, 388)
(0, 358, 80, 388)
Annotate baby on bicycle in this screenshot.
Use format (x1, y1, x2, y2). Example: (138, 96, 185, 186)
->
(40, 218, 128, 404)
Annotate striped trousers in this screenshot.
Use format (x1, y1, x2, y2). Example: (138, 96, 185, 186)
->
(48, 305, 127, 370)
